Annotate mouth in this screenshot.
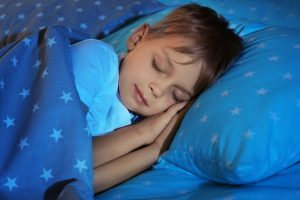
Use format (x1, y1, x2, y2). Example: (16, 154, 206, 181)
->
(134, 84, 149, 107)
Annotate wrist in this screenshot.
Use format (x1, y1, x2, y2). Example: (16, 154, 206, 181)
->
(133, 123, 151, 146)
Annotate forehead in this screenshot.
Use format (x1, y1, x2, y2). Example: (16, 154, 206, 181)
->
(158, 42, 203, 96)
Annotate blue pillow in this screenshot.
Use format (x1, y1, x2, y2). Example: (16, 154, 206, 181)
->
(161, 26, 300, 184)
(157, 0, 300, 30)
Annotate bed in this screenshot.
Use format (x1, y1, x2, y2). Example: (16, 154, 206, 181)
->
(0, 0, 299, 199)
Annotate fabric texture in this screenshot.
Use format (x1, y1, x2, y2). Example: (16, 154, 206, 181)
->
(0, 0, 165, 48)
(162, 26, 300, 184)
(0, 25, 93, 200)
(157, 0, 300, 30)
(71, 39, 132, 136)
(95, 3, 300, 199)
(102, 3, 300, 185)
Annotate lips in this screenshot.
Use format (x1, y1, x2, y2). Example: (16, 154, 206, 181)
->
(134, 85, 149, 106)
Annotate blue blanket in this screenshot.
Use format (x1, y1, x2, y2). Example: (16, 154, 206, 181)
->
(0, 26, 94, 199)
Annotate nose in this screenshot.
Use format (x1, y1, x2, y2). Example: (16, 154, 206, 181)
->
(149, 82, 163, 98)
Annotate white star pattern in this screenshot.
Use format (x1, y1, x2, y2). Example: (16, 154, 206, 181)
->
(270, 112, 280, 122)
(19, 88, 30, 99)
(243, 129, 255, 139)
(0, 78, 5, 90)
(32, 102, 40, 113)
(256, 88, 268, 95)
(220, 90, 230, 97)
(210, 134, 219, 144)
(58, 17, 65, 22)
(35, 3, 42, 8)
(41, 68, 48, 79)
(282, 72, 294, 80)
(200, 114, 208, 124)
(94, 1, 101, 6)
(80, 23, 88, 30)
(98, 15, 106, 21)
(55, 5, 62, 9)
(0, 14, 6, 20)
(230, 107, 242, 116)
(116, 6, 123, 10)
(18, 13, 25, 20)
(244, 71, 255, 77)
(11, 56, 18, 67)
(4, 177, 18, 191)
(269, 55, 280, 61)
(18, 138, 29, 150)
(193, 101, 200, 109)
(60, 91, 73, 103)
(36, 12, 44, 18)
(23, 37, 31, 46)
(47, 37, 57, 47)
(40, 168, 54, 182)
(73, 159, 88, 173)
(50, 128, 63, 142)
(3, 116, 15, 128)
(33, 60, 42, 69)
(76, 8, 83, 12)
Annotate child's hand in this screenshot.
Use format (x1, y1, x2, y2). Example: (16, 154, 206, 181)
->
(152, 101, 190, 155)
(135, 101, 187, 145)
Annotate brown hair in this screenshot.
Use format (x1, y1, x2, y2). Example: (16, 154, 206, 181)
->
(147, 3, 243, 94)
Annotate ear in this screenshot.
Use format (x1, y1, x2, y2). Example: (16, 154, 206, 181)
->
(127, 23, 150, 51)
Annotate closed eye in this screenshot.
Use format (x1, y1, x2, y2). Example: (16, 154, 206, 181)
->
(151, 57, 163, 73)
(172, 92, 182, 103)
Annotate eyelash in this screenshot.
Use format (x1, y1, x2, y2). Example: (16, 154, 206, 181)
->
(172, 92, 181, 103)
(152, 57, 182, 102)
(151, 58, 162, 73)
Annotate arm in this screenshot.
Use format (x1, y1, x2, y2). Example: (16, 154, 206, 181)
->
(93, 102, 187, 167)
(92, 124, 147, 167)
(93, 143, 159, 193)
(93, 103, 190, 193)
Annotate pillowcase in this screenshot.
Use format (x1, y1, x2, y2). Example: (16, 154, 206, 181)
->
(157, 0, 300, 30)
(161, 26, 300, 184)
(0, 0, 165, 47)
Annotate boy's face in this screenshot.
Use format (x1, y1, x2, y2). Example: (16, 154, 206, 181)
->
(119, 36, 202, 116)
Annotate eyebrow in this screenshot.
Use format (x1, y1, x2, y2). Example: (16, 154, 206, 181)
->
(162, 49, 193, 98)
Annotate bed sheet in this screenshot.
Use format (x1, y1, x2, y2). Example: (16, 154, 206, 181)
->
(0, 0, 166, 199)
(0, 0, 165, 48)
(96, 159, 300, 200)
(0, 25, 94, 200)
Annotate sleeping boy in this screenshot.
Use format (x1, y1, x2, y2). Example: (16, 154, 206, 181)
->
(70, 3, 243, 193)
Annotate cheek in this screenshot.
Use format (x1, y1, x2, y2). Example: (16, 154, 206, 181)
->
(152, 98, 175, 114)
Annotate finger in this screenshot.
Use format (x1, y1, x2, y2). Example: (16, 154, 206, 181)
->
(166, 101, 188, 116)
(158, 101, 188, 125)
